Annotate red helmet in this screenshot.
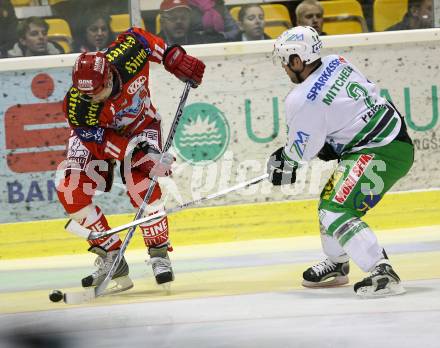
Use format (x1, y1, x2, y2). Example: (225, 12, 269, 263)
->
(72, 52, 111, 95)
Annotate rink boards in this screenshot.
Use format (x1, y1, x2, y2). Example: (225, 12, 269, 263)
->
(0, 189, 439, 260)
(1, 29, 440, 223)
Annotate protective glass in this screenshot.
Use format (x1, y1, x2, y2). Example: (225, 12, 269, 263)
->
(272, 46, 283, 66)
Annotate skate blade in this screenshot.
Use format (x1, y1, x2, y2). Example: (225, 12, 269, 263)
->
(302, 275, 349, 288)
(159, 282, 172, 295)
(356, 282, 406, 298)
(99, 276, 134, 296)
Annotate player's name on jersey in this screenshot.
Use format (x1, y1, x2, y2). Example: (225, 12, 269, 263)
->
(322, 66, 354, 106)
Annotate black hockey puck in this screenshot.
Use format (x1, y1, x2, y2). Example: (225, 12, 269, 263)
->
(49, 289, 64, 303)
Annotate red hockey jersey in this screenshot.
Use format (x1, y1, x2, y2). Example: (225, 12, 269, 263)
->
(63, 27, 168, 161)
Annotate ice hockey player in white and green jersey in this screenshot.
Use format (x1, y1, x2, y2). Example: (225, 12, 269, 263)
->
(267, 26, 414, 297)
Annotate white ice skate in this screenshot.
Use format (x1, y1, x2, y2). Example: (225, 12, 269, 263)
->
(82, 246, 133, 295)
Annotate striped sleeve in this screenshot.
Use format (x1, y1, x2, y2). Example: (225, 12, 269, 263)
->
(343, 104, 402, 153)
(129, 27, 166, 64)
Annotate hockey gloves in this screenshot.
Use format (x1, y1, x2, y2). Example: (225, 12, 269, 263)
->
(267, 147, 297, 186)
(131, 142, 175, 178)
(163, 45, 205, 87)
(317, 142, 340, 161)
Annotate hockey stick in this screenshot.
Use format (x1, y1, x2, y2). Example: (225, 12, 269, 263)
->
(82, 173, 268, 240)
(63, 82, 192, 304)
(62, 173, 268, 304)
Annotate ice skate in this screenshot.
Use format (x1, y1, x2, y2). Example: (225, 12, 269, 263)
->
(302, 258, 349, 288)
(82, 246, 133, 294)
(354, 261, 405, 298)
(149, 245, 174, 286)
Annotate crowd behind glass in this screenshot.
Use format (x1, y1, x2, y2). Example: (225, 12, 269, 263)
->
(0, 0, 434, 59)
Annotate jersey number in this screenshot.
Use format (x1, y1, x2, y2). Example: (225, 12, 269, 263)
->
(346, 82, 374, 108)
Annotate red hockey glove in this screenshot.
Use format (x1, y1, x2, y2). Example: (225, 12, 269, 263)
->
(163, 45, 205, 87)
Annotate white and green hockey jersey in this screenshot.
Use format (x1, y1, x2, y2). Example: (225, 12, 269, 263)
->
(283, 55, 402, 166)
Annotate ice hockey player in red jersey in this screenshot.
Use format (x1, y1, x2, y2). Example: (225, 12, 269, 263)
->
(56, 27, 205, 292)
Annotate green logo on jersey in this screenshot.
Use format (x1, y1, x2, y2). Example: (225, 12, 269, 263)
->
(173, 103, 230, 165)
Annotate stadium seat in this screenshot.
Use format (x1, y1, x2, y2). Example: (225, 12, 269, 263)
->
(46, 18, 72, 54)
(11, 0, 33, 6)
(110, 14, 145, 35)
(230, 4, 292, 39)
(373, 0, 408, 32)
(321, 0, 368, 35)
(48, 0, 67, 4)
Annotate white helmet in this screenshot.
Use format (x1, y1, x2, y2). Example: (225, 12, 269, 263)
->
(272, 26, 322, 65)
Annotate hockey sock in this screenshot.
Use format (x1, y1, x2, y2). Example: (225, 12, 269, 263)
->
(336, 218, 384, 272)
(71, 205, 121, 251)
(140, 214, 171, 250)
(321, 232, 350, 264)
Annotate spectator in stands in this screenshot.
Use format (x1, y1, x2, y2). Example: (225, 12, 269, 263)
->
(52, 0, 128, 18)
(7, 17, 64, 58)
(0, 0, 18, 58)
(73, 12, 114, 52)
(232, 4, 270, 41)
(295, 0, 326, 35)
(159, 0, 223, 45)
(188, 0, 240, 41)
(386, 0, 433, 31)
(52, 0, 126, 49)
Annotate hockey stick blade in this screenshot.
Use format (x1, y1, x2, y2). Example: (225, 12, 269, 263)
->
(88, 173, 269, 240)
(63, 277, 134, 304)
(63, 287, 96, 305)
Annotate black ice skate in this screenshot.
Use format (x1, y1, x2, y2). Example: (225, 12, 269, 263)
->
(149, 245, 174, 285)
(354, 261, 405, 297)
(302, 258, 349, 288)
(82, 246, 133, 294)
